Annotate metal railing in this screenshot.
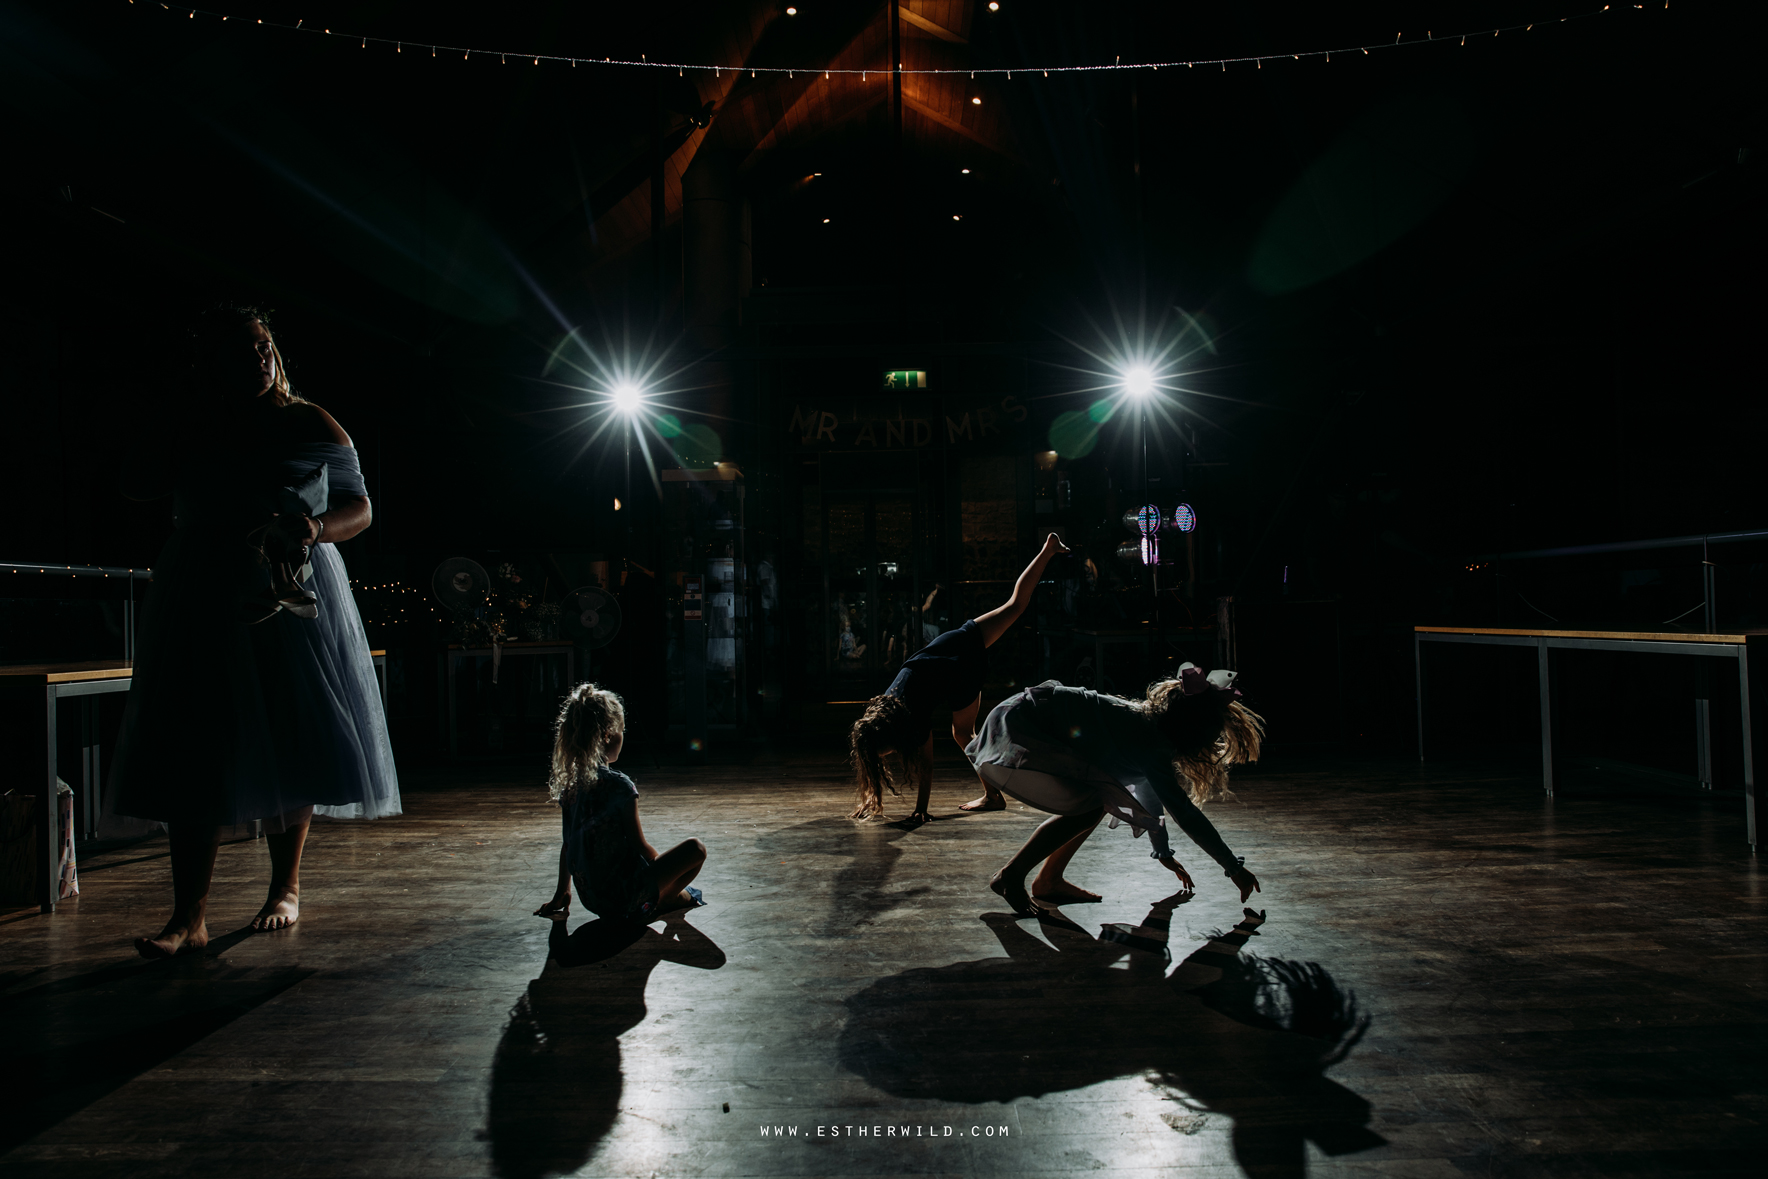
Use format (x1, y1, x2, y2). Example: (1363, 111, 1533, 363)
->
(1, 562, 153, 663)
(1479, 530, 1768, 635)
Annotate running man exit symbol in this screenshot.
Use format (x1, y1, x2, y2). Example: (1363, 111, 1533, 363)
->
(882, 370, 927, 389)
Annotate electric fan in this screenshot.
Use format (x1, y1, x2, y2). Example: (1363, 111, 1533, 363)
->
(559, 585, 623, 650)
(431, 557, 491, 616)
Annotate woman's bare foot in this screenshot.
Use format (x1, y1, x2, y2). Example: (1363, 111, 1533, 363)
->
(957, 792, 1006, 812)
(135, 918, 209, 959)
(1030, 879, 1102, 905)
(1041, 532, 1071, 556)
(251, 887, 299, 931)
(988, 869, 1038, 917)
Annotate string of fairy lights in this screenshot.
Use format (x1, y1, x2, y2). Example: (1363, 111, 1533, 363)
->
(349, 579, 439, 629)
(128, 1, 1667, 79)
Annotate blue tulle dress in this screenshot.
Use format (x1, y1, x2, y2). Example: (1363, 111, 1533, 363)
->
(109, 442, 401, 829)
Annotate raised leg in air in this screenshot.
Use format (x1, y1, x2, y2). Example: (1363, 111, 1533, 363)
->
(972, 532, 1069, 648)
(989, 807, 1103, 917)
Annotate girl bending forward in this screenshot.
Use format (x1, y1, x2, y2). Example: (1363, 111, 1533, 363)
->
(849, 533, 1070, 822)
(967, 666, 1264, 913)
(535, 684, 707, 924)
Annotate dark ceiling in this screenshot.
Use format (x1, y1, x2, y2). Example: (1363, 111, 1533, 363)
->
(4, 0, 1764, 570)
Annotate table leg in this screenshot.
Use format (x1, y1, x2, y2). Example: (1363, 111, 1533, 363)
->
(1740, 649, 1755, 851)
(1695, 661, 1713, 790)
(1415, 633, 1425, 763)
(1538, 638, 1554, 797)
(40, 685, 58, 913)
(81, 697, 100, 840)
(448, 653, 459, 758)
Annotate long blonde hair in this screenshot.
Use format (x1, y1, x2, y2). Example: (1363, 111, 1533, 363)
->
(848, 694, 926, 818)
(549, 682, 626, 801)
(1142, 678, 1265, 805)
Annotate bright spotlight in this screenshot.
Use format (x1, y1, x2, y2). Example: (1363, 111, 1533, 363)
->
(611, 382, 645, 414)
(1124, 366, 1155, 397)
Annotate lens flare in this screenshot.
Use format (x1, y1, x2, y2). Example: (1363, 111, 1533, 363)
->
(612, 382, 645, 414)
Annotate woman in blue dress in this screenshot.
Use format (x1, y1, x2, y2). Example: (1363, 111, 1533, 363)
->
(849, 533, 1069, 824)
(110, 306, 400, 957)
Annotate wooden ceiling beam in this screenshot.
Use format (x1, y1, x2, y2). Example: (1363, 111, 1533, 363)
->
(900, 8, 967, 44)
(903, 95, 1020, 163)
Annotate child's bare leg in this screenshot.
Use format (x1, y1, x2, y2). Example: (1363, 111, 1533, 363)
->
(1031, 819, 1106, 903)
(643, 838, 708, 914)
(953, 697, 1004, 812)
(989, 807, 1103, 917)
(253, 806, 312, 931)
(972, 533, 1069, 648)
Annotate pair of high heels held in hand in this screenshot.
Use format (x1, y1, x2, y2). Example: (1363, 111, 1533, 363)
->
(242, 525, 318, 624)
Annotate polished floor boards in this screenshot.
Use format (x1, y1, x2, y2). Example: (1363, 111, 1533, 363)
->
(1, 749, 1763, 1178)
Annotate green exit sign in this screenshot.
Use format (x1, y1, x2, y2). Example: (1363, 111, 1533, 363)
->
(882, 370, 927, 389)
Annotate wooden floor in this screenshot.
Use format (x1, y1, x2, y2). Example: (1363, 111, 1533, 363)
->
(2, 746, 1763, 1178)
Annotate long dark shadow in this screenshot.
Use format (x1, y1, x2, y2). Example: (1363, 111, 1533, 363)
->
(838, 900, 1382, 1177)
(0, 943, 315, 1154)
(751, 814, 936, 934)
(486, 915, 726, 1179)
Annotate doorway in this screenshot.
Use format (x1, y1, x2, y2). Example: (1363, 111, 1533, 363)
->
(821, 490, 928, 696)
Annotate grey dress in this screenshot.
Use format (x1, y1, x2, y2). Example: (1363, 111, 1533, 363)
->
(109, 442, 400, 828)
(964, 681, 1242, 873)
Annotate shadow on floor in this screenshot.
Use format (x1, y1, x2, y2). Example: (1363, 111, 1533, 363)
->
(0, 927, 312, 1154)
(837, 901, 1383, 1178)
(485, 915, 726, 1179)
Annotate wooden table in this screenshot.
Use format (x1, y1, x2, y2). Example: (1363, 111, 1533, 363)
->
(0, 651, 389, 913)
(0, 662, 135, 912)
(1414, 626, 1762, 848)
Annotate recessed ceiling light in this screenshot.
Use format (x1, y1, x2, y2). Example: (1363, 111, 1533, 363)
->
(971, 96, 982, 105)
(961, 167, 970, 174)
(814, 171, 822, 176)
(989, 2, 1000, 10)
(952, 215, 962, 221)
(786, 6, 797, 14)
(822, 218, 830, 223)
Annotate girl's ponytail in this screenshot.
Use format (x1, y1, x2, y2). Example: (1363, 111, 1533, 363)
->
(549, 682, 626, 801)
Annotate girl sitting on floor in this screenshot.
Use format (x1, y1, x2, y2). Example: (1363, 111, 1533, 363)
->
(534, 683, 707, 924)
(849, 533, 1070, 823)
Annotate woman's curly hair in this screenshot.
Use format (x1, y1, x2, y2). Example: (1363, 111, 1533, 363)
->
(848, 694, 927, 819)
(1142, 678, 1265, 806)
(549, 682, 626, 801)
